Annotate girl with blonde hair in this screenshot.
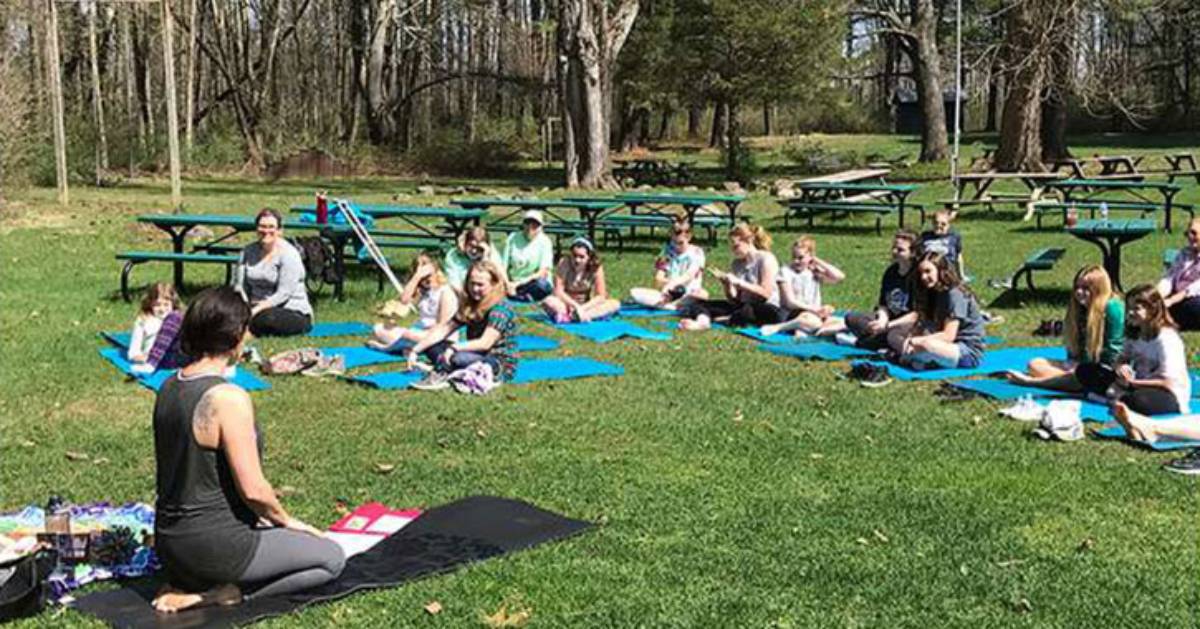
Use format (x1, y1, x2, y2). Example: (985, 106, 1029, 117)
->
(1008, 265, 1124, 391)
(368, 251, 459, 350)
(760, 235, 846, 338)
(679, 223, 784, 330)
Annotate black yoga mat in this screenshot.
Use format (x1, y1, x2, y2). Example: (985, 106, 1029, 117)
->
(72, 496, 593, 628)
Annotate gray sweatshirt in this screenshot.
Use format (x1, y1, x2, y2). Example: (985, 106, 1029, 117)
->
(233, 239, 313, 317)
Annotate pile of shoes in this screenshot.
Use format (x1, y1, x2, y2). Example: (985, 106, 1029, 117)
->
(1033, 320, 1064, 337)
(847, 362, 892, 388)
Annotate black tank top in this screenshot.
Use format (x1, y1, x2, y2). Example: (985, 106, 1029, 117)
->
(153, 372, 261, 590)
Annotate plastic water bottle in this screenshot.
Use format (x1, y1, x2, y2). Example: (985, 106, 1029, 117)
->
(1099, 201, 1109, 223)
(1066, 203, 1078, 228)
(316, 192, 328, 224)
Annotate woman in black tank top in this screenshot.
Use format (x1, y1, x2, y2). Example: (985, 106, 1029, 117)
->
(151, 287, 344, 614)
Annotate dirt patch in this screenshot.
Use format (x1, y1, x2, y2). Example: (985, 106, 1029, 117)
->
(265, 149, 354, 181)
(0, 201, 78, 234)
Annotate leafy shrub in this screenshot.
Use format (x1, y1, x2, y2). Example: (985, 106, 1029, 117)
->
(780, 138, 864, 174)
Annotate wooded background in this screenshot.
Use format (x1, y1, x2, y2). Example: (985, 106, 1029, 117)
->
(1, 0, 1198, 191)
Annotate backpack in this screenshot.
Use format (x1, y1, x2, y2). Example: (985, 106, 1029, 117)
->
(0, 550, 57, 621)
(289, 236, 341, 285)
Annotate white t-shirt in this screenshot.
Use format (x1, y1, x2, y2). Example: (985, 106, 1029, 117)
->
(778, 264, 821, 311)
(416, 284, 458, 329)
(657, 243, 706, 294)
(1124, 327, 1191, 413)
(128, 314, 164, 361)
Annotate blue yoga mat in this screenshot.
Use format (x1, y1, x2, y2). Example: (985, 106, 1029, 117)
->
(733, 327, 810, 344)
(528, 315, 671, 343)
(1093, 421, 1200, 451)
(759, 343, 878, 361)
(101, 322, 371, 349)
(382, 334, 560, 354)
(856, 346, 1068, 382)
(347, 358, 624, 390)
(616, 304, 681, 319)
(98, 348, 270, 392)
(949, 379, 1076, 401)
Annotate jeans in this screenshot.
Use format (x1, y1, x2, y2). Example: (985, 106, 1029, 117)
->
(511, 277, 553, 302)
(1169, 296, 1200, 331)
(422, 340, 501, 375)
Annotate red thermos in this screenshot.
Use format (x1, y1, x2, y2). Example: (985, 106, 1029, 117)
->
(316, 194, 328, 224)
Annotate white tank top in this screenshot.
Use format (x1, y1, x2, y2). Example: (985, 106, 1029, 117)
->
(416, 285, 456, 329)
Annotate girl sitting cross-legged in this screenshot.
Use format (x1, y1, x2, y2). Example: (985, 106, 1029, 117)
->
(367, 252, 458, 350)
(406, 261, 519, 391)
(886, 251, 986, 369)
(1007, 265, 1124, 391)
(128, 282, 186, 374)
(1074, 284, 1191, 416)
(678, 223, 785, 331)
(628, 218, 708, 310)
(759, 235, 846, 338)
(542, 237, 621, 323)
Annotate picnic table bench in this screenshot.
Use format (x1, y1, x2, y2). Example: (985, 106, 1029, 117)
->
(1036, 179, 1188, 231)
(947, 171, 1064, 214)
(116, 251, 238, 302)
(290, 203, 484, 240)
(1163, 153, 1200, 185)
(610, 191, 747, 224)
(990, 247, 1067, 292)
(613, 158, 695, 186)
(781, 181, 923, 235)
(452, 197, 624, 246)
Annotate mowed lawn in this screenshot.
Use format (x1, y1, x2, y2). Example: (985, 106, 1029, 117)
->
(2, 134, 1198, 627)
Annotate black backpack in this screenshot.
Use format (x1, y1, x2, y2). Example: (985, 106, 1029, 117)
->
(0, 550, 58, 621)
(290, 236, 341, 285)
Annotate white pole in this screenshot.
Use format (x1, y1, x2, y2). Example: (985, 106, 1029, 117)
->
(951, 0, 963, 201)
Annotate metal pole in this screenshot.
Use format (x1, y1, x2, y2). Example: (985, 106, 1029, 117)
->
(951, 0, 963, 201)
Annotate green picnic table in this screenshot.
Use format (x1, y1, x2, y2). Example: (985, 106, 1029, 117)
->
(784, 181, 922, 234)
(289, 202, 484, 240)
(451, 198, 623, 244)
(1042, 179, 1185, 232)
(1066, 218, 1155, 292)
(611, 191, 746, 224)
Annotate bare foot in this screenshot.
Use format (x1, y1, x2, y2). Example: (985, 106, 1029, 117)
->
(153, 583, 242, 614)
(760, 324, 781, 337)
(1006, 370, 1034, 385)
(1112, 402, 1156, 442)
(679, 317, 710, 331)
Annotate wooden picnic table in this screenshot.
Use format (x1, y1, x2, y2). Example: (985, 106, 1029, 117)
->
(289, 203, 484, 240)
(796, 168, 890, 185)
(138, 213, 389, 301)
(1066, 218, 1155, 292)
(1095, 154, 1145, 178)
(1042, 178, 1184, 231)
(451, 197, 623, 244)
(613, 158, 695, 186)
(952, 171, 1064, 213)
(613, 191, 746, 224)
(785, 181, 922, 233)
(1163, 152, 1200, 184)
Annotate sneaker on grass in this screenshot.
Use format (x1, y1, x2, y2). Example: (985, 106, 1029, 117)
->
(998, 395, 1044, 422)
(1162, 449, 1200, 476)
(411, 372, 451, 391)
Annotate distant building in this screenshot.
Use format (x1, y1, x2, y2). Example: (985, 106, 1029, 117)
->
(891, 87, 966, 135)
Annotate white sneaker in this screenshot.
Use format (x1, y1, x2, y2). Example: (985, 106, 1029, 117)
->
(130, 363, 155, 375)
(834, 332, 858, 347)
(793, 330, 810, 340)
(998, 395, 1045, 422)
(412, 372, 451, 391)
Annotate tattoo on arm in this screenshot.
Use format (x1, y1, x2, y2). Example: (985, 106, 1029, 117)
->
(193, 389, 220, 437)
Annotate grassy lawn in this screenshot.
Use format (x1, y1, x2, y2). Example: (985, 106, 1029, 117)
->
(2, 133, 1198, 627)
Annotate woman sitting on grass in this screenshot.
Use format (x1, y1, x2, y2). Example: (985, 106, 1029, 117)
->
(628, 218, 707, 310)
(407, 260, 519, 390)
(542, 237, 621, 323)
(1075, 284, 1190, 416)
(760, 235, 845, 338)
(368, 252, 458, 350)
(233, 208, 313, 337)
(678, 223, 784, 331)
(1008, 265, 1124, 391)
(1157, 217, 1200, 331)
(151, 287, 344, 614)
(887, 251, 986, 369)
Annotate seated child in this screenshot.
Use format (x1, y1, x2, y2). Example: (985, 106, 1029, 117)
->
(678, 223, 784, 330)
(1007, 265, 1123, 391)
(1074, 285, 1190, 416)
(444, 226, 506, 293)
(542, 237, 621, 323)
(128, 282, 185, 374)
(760, 236, 845, 338)
(887, 251, 986, 369)
(368, 252, 458, 350)
(629, 219, 707, 309)
(818, 229, 916, 349)
(918, 209, 965, 279)
(407, 261, 519, 390)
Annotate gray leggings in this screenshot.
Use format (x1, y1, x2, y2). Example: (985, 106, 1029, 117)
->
(238, 528, 346, 600)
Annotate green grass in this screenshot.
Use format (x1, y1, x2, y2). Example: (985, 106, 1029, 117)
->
(3, 133, 1199, 627)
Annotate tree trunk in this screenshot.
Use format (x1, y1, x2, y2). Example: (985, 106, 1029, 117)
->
(87, 4, 109, 180)
(364, 0, 397, 144)
(656, 107, 670, 140)
(709, 101, 727, 148)
(1039, 4, 1073, 161)
(761, 102, 772, 136)
(686, 103, 701, 139)
(995, 0, 1045, 172)
(184, 0, 198, 160)
(911, 0, 947, 162)
(45, 0, 68, 205)
(984, 66, 998, 132)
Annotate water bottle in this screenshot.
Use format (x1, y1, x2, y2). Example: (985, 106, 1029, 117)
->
(1066, 203, 1078, 228)
(1099, 201, 1109, 223)
(315, 192, 328, 224)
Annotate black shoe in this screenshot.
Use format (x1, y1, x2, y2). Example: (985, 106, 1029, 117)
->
(1033, 320, 1054, 336)
(1162, 449, 1200, 476)
(933, 382, 977, 402)
(848, 362, 892, 387)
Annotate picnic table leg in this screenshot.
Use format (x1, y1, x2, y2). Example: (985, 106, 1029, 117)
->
(326, 232, 347, 301)
(1081, 235, 1120, 293)
(154, 224, 193, 291)
(1165, 189, 1177, 233)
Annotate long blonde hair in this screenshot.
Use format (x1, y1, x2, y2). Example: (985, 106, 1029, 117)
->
(411, 251, 447, 290)
(1064, 265, 1113, 361)
(457, 260, 506, 322)
(730, 223, 771, 250)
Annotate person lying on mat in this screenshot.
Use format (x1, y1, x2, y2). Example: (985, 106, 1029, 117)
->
(152, 287, 344, 614)
(1112, 403, 1200, 475)
(407, 261, 519, 391)
(1073, 285, 1191, 416)
(628, 218, 707, 310)
(1007, 265, 1124, 391)
(759, 235, 845, 338)
(678, 223, 784, 331)
(232, 208, 314, 337)
(542, 237, 621, 323)
(886, 251, 986, 370)
(815, 229, 916, 349)
(128, 282, 186, 374)
(368, 252, 458, 350)
(503, 210, 555, 302)
(1157, 217, 1200, 331)
(445, 226, 506, 293)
